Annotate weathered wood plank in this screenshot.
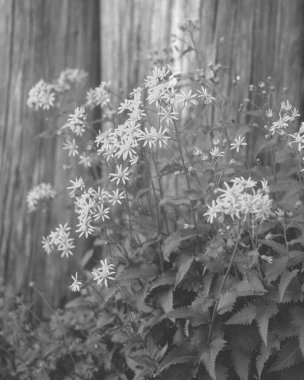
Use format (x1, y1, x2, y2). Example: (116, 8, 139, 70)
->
(0, 0, 100, 316)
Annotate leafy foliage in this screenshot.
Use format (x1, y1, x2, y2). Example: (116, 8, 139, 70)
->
(4, 19, 304, 380)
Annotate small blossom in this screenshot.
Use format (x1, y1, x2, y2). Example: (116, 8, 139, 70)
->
(261, 255, 273, 264)
(63, 106, 87, 136)
(230, 136, 247, 153)
(69, 272, 82, 292)
(42, 223, 75, 258)
(197, 86, 215, 104)
(86, 82, 111, 109)
(178, 89, 198, 106)
(62, 138, 79, 157)
(265, 109, 273, 118)
(108, 189, 125, 205)
(67, 177, 85, 198)
(210, 146, 224, 158)
(78, 153, 92, 168)
(91, 259, 116, 287)
(109, 165, 131, 185)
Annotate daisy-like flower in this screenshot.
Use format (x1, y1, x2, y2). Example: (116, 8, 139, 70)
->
(265, 109, 273, 118)
(78, 153, 92, 168)
(108, 189, 125, 205)
(269, 114, 289, 135)
(62, 138, 79, 157)
(178, 89, 198, 106)
(69, 272, 82, 292)
(210, 146, 224, 158)
(204, 200, 219, 223)
(63, 106, 87, 136)
(193, 147, 202, 156)
(197, 86, 215, 104)
(42, 223, 75, 257)
(159, 108, 179, 126)
(288, 132, 304, 151)
(109, 165, 131, 185)
(93, 203, 110, 222)
(85, 82, 111, 109)
(230, 136, 247, 153)
(91, 259, 116, 287)
(42, 236, 53, 254)
(212, 137, 220, 146)
(67, 177, 85, 198)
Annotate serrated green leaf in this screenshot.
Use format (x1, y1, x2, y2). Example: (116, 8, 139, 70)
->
(259, 239, 288, 256)
(175, 255, 194, 288)
(231, 350, 251, 380)
(217, 292, 237, 314)
(149, 271, 176, 292)
(290, 306, 304, 356)
(199, 335, 226, 380)
(201, 364, 228, 380)
(163, 232, 198, 261)
(256, 343, 272, 379)
(279, 269, 298, 302)
(270, 338, 302, 372)
(264, 256, 288, 284)
(158, 343, 196, 373)
(233, 276, 266, 296)
(225, 304, 256, 325)
(255, 302, 278, 346)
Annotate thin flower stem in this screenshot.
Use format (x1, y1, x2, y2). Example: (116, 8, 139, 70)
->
(208, 227, 241, 342)
(123, 186, 134, 248)
(150, 152, 170, 235)
(172, 119, 198, 230)
(143, 154, 164, 273)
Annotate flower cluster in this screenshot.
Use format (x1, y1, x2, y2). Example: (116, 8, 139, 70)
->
(68, 180, 124, 238)
(145, 65, 179, 105)
(95, 88, 169, 165)
(27, 79, 55, 110)
(86, 82, 111, 109)
(42, 223, 75, 258)
(91, 259, 116, 288)
(62, 106, 87, 136)
(266, 100, 300, 136)
(26, 183, 56, 212)
(69, 259, 116, 292)
(204, 177, 272, 223)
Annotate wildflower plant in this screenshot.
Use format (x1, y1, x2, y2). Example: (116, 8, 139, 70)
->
(21, 22, 304, 380)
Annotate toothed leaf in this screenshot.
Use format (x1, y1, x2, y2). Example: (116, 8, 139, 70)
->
(225, 304, 256, 326)
(175, 255, 194, 288)
(270, 338, 302, 372)
(158, 343, 196, 373)
(199, 335, 226, 379)
(217, 292, 237, 314)
(255, 302, 278, 346)
(231, 350, 251, 380)
(279, 269, 298, 302)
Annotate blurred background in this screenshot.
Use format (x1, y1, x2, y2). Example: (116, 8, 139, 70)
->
(0, 0, 303, 317)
